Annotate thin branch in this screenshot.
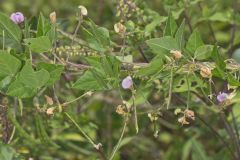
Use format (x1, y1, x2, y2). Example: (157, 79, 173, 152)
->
(198, 3, 217, 43)
(138, 46, 149, 63)
(57, 29, 87, 46)
(197, 115, 237, 160)
(64, 112, 107, 160)
(109, 118, 128, 160)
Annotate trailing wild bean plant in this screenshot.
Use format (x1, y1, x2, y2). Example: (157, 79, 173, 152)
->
(0, 0, 240, 159)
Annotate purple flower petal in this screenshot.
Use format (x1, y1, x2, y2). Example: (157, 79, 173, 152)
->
(121, 76, 133, 89)
(10, 12, 24, 24)
(217, 92, 228, 103)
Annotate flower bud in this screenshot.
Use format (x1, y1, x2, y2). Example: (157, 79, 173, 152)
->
(10, 12, 24, 24)
(49, 11, 57, 23)
(78, 5, 88, 16)
(200, 66, 212, 78)
(170, 50, 182, 59)
(121, 76, 133, 89)
(114, 22, 126, 34)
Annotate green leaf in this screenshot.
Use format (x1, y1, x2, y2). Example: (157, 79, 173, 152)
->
(173, 75, 206, 93)
(175, 20, 185, 50)
(24, 36, 52, 53)
(36, 62, 64, 85)
(18, 62, 50, 88)
(0, 53, 21, 80)
(191, 139, 209, 160)
(145, 16, 166, 37)
(0, 76, 12, 90)
(211, 46, 225, 78)
(164, 13, 178, 36)
(136, 56, 163, 77)
(83, 21, 110, 52)
(186, 30, 204, 54)
(7, 79, 37, 98)
(208, 12, 231, 23)
(7, 62, 50, 98)
(0, 12, 22, 43)
(194, 45, 213, 60)
(72, 70, 106, 91)
(146, 36, 179, 54)
(74, 56, 120, 91)
(227, 74, 240, 86)
(182, 139, 193, 160)
(36, 13, 51, 37)
(0, 143, 15, 160)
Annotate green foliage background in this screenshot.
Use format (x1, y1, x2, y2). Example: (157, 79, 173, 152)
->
(0, 0, 240, 160)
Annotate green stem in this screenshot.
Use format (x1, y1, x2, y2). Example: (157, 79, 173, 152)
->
(186, 74, 190, 109)
(132, 90, 139, 133)
(62, 92, 91, 107)
(2, 30, 5, 50)
(109, 119, 127, 160)
(64, 112, 96, 147)
(18, 98, 23, 116)
(167, 64, 174, 109)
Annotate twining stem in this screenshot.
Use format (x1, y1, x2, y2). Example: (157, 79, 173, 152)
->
(71, 13, 83, 46)
(65, 112, 107, 160)
(132, 90, 139, 133)
(61, 92, 91, 107)
(18, 98, 23, 116)
(2, 30, 5, 50)
(167, 64, 174, 109)
(64, 112, 96, 147)
(197, 115, 237, 160)
(109, 119, 128, 160)
(186, 74, 190, 109)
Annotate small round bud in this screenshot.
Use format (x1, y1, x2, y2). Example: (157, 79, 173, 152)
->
(78, 5, 88, 16)
(170, 50, 182, 59)
(200, 66, 212, 78)
(49, 11, 57, 23)
(114, 22, 126, 34)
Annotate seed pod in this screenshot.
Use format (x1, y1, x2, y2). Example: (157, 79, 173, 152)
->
(44, 95, 54, 105)
(184, 109, 195, 120)
(170, 50, 182, 59)
(114, 22, 126, 34)
(46, 107, 55, 115)
(49, 11, 56, 23)
(78, 5, 88, 16)
(116, 105, 126, 115)
(178, 116, 189, 125)
(200, 66, 212, 78)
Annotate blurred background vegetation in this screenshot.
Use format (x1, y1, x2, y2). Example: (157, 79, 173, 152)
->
(0, 0, 240, 160)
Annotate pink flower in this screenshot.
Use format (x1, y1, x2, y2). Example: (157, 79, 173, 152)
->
(121, 76, 133, 89)
(10, 12, 24, 24)
(217, 92, 228, 103)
